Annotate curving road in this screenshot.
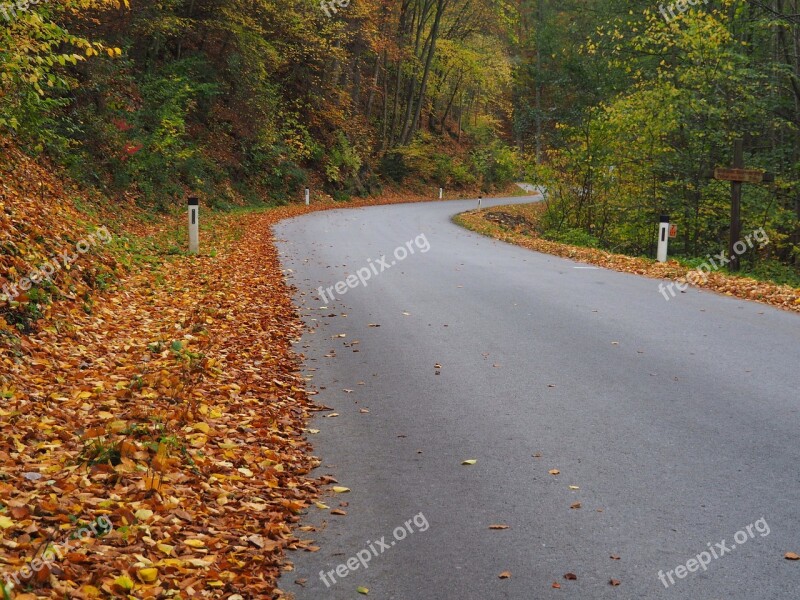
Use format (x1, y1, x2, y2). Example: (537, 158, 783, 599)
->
(274, 196, 800, 599)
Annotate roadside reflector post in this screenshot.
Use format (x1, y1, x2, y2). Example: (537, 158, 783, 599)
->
(305, 187, 310, 206)
(657, 214, 669, 263)
(188, 197, 199, 255)
(439, 187, 443, 199)
(478, 195, 482, 209)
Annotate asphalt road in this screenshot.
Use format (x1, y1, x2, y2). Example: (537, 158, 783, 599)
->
(274, 196, 800, 599)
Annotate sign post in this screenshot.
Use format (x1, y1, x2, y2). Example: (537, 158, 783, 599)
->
(305, 187, 310, 206)
(657, 215, 670, 262)
(713, 139, 774, 271)
(188, 197, 199, 255)
(439, 187, 443, 200)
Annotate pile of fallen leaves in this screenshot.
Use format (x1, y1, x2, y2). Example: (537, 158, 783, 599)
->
(1, 194, 331, 597)
(456, 203, 800, 313)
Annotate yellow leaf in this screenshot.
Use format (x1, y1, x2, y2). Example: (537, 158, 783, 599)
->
(332, 486, 350, 493)
(137, 567, 158, 583)
(357, 586, 369, 594)
(114, 575, 135, 591)
(156, 544, 174, 556)
(184, 539, 205, 548)
(134, 509, 153, 521)
(461, 459, 477, 465)
(0, 515, 14, 529)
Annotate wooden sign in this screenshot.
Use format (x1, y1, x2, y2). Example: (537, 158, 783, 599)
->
(714, 168, 764, 184)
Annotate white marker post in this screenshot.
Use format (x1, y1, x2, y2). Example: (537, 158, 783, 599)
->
(188, 197, 199, 255)
(478, 195, 482, 209)
(305, 187, 310, 206)
(657, 214, 669, 263)
(439, 187, 443, 200)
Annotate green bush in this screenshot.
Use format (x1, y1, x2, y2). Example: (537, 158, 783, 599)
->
(379, 151, 407, 183)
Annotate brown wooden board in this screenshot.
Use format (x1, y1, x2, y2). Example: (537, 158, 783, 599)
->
(713, 167, 764, 183)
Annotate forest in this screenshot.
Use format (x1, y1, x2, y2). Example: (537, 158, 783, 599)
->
(1, 0, 799, 279)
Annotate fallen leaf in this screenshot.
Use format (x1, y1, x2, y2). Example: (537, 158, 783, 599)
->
(332, 486, 350, 493)
(357, 587, 369, 595)
(609, 579, 621, 586)
(114, 575, 135, 591)
(610, 554, 620, 560)
(564, 573, 577, 580)
(552, 582, 561, 589)
(489, 524, 509, 530)
(462, 459, 477, 465)
(137, 567, 159, 583)
(549, 469, 560, 475)
(330, 509, 347, 515)
(570, 502, 581, 509)
(498, 571, 511, 579)
(786, 552, 800, 560)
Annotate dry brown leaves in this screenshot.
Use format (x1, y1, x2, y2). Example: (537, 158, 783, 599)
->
(456, 204, 800, 313)
(1, 193, 330, 597)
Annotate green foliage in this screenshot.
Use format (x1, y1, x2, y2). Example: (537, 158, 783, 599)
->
(0, 0, 118, 149)
(524, 1, 799, 276)
(379, 152, 408, 183)
(324, 132, 362, 185)
(126, 60, 218, 207)
(543, 228, 601, 248)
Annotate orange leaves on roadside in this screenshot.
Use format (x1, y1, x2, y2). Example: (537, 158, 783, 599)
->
(0, 181, 327, 597)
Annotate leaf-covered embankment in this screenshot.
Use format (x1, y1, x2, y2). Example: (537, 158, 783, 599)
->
(1, 199, 328, 597)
